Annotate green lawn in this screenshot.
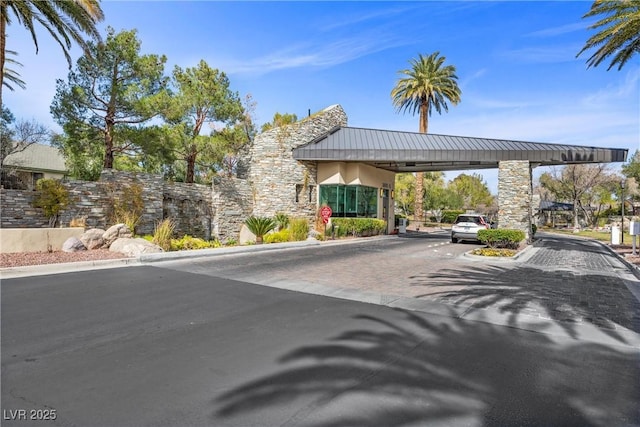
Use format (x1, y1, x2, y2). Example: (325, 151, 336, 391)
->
(542, 228, 632, 244)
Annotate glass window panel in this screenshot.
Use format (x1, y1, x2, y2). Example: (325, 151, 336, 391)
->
(320, 184, 378, 218)
(358, 186, 378, 218)
(345, 186, 357, 214)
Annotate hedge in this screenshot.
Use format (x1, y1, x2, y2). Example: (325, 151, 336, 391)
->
(477, 229, 525, 249)
(441, 210, 466, 224)
(330, 218, 386, 237)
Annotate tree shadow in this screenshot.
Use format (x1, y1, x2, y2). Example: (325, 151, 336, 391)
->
(533, 233, 620, 258)
(214, 310, 639, 426)
(408, 261, 640, 343)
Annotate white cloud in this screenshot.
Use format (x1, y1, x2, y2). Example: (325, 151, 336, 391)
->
(224, 32, 409, 75)
(581, 68, 640, 106)
(525, 22, 588, 38)
(498, 44, 583, 64)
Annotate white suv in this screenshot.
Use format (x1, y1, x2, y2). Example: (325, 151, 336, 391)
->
(451, 214, 491, 243)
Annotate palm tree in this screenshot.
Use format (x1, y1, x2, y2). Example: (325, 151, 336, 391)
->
(2, 49, 25, 92)
(0, 0, 104, 107)
(391, 52, 461, 224)
(577, 0, 640, 70)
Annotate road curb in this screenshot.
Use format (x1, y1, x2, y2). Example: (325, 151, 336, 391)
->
(592, 239, 640, 280)
(1, 257, 139, 279)
(462, 243, 536, 263)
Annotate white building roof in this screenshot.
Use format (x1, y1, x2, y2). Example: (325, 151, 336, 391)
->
(3, 143, 67, 173)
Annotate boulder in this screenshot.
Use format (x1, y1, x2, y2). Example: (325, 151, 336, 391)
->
(102, 224, 132, 248)
(109, 237, 163, 257)
(62, 237, 87, 253)
(80, 228, 105, 250)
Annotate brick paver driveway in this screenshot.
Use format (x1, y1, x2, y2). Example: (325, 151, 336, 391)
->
(162, 231, 640, 343)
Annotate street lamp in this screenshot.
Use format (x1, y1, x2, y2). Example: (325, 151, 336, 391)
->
(621, 179, 626, 244)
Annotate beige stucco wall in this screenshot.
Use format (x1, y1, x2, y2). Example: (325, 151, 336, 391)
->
(318, 162, 395, 188)
(317, 162, 396, 233)
(0, 228, 85, 253)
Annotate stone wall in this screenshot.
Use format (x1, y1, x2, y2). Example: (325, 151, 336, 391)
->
(212, 177, 253, 243)
(498, 160, 532, 240)
(1, 105, 352, 241)
(163, 181, 212, 240)
(0, 190, 49, 228)
(1, 171, 216, 239)
(248, 104, 348, 224)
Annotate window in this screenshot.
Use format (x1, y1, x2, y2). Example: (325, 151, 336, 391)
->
(319, 185, 378, 218)
(32, 173, 44, 189)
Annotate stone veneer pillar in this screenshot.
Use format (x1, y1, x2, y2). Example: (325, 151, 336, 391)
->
(498, 160, 532, 241)
(247, 105, 348, 222)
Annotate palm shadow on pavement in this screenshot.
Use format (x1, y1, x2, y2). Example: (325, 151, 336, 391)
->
(214, 309, 639, 427)
(407, 259, 640, 345)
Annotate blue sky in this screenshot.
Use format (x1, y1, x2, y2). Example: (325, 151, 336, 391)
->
(5, 1, 639, 193)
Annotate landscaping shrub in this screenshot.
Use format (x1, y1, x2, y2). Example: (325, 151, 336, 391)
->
(244, 216, 276, 244)
(471, 248, 517, 257)
(32, 178, 69, 227)
(274, 212, 290, 231)
(264, 229, 292, 244)
(477, 229, 525, 249)
(153, 218, 175, 251)
(531, 224, 538, 237)
(441, 210, 465, 224)
(330, 218, 386, 237)
(111, 183, 144, 234)
(289, 218, 309, 241)
(170, 235, 221, 251)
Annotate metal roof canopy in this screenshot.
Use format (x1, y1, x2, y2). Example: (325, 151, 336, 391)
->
(292, 127, 628, 172)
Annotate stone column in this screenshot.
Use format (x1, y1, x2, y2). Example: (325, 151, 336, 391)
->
(498, 160, 532, 241)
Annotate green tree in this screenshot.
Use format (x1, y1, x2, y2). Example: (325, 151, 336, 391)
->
(448, 173, 494, 211)
(394, 173, 415, 216)
(163, 60, 244, 183)
(32, 178, 69, 227)
(622, 150, 640, 182)
(391, 52, 461, 222)
(577, 0, 640, 70)
(260, 112, 298, 132)
(539, 164, 612, 229)
(51, 27, 169, 175)
(424, 172, 465, 213)
(0, 0, 104, 107)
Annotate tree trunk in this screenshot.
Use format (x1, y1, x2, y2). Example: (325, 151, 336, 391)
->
(573, 199, 580, 230)
(414, 100, 429, 225)
(0, 5, 6, 110)
(415, 173, 424, 224)
(103, 115, 115, 169)
(186, 152, 196, 183)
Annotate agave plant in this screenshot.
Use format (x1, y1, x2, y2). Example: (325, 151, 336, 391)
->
(244, 216, 276, 244)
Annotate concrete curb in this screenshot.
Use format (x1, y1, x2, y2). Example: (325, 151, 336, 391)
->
(1, 257, 140, 279)
(1, 234, 396, 278)
(592, 239, 640, 280)
(138, 239, 322, 263)
(462, 243, 536, 263)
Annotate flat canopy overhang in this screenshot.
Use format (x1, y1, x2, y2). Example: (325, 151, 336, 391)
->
(292, 127, 628, 172)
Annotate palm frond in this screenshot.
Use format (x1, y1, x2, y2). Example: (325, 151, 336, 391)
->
(577, 0, 640, 70)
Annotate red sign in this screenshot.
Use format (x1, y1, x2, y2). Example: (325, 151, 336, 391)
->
(320, 206, 332, 224)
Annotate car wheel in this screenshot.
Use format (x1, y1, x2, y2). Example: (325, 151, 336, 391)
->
(451, 237, 458, 243)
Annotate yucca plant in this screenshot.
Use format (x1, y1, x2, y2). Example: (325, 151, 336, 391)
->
(244, 216, 276, 244)
(274, 212, 290, 231)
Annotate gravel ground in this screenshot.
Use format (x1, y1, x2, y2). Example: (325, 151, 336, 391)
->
(1, 249, 128, 268)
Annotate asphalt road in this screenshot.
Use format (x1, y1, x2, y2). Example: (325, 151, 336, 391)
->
(2, 237, 639, 427)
